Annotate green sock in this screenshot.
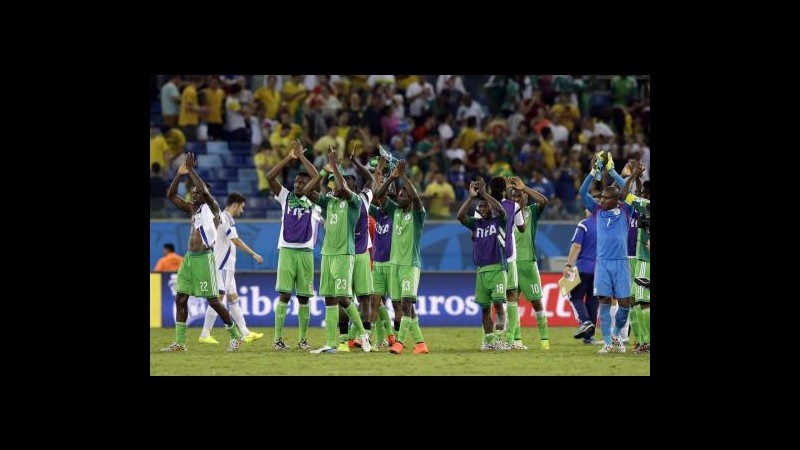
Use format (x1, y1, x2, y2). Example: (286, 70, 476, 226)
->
(629, 305, 643, 345)
(375, 315, 385, 342)
(176, 322, 187, 345)
(410, 317, 424, 343)
(339, 333, 348, 344)
(225, 322, 241, 339)
(536, 310, 549, 340)
(274, 301, 288, 341)
(378, 306, 394, 337)
(484, 332, 494, 343)
(348, 322, 357, 340)
(397, 316, 413, 344)
(506, 302, 519, 344)
(514, 320, 522, 340)
(642, 306, 650, 344)
(325, 306, 339, 348)
(345, 302, 365, 335)
(298, 304, 310, 341)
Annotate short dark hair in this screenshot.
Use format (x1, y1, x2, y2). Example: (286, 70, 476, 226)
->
(489, 176, 506, 200)
(296, 170, 311, 179)
(227, 193, 246, 206)
(164, 243, 175, 252)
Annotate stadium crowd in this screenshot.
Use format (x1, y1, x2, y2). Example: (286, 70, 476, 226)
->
(149, 75, 650, 220)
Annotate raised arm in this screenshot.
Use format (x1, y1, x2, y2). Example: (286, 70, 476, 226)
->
(167, 163, 192, 213)
(508, 176, 548, 209)
(374, 158, 399, 201)
(580, 153, 600, 211)
(477, 178, 505, 217)
(398, 162, 424, 211)
(329, 145, 354, 201)
(266, 140, 300, 196)
(185, 152, 220, 219)
(350, 144, 375, 191)
(295, 139, 318, 179)
(621, 159, 643, 201)
(457, 181, 478, 225)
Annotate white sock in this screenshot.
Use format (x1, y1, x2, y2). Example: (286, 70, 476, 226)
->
(620, 315, 630, 339)
(228, 300, 250, 336)
(200, 304, 218, 338)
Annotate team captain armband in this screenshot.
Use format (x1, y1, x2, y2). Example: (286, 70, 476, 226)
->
(625, 193, 637, 204)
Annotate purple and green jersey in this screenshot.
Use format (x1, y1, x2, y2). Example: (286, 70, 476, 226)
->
(369, 204, 393, 263)
(463, 215, 507, 270)
(276, 187, 322, 249)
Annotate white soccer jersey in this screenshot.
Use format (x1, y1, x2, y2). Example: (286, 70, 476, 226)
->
(194, 203, 218, 249)
(276, 186, 323, 249)
(214, 210, 239, 271)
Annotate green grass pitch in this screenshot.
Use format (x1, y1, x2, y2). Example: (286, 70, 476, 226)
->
(150, 327, 650, 376)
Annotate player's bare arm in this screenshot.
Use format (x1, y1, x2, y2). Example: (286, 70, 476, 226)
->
(509, 176, 548, 210)
(231, 237, 263, 264)
(398, 162, 423, 211)
(373, 157, 396, 200)
(294, 139, 318, 179)
(478, 178, 505, 218)
(185, 153, 220, 222)
(267, 140, 300, 196)
(329, 144, 354, 200)
(167, 163, 192, 213)
(350, 142, 375, 190)
(620, 159, 642, 200)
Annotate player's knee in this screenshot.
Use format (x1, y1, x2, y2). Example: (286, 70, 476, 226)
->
(279, 292, 292, 303)
(296, 295, 309, 305)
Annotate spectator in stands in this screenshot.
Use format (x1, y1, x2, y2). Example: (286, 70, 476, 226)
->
(178, 76, 203, 142)
(456, 93, 486, 131)
(405, 75, 436, 126)
(160, 125, 187, 172)
(254, 75, 281, 121)
(204, 76, 225, 141)
(150, 163, 169, 218)
(423, 171, 456, 219)
(538, 126, 557, 173)
(610, 75, 638, 106)
(225, 84, 250, 143)
(154, 243, 183, 272)
(444, 137, 467, 164)
(313, 119, 345, 162)
(150, 122, 168, 170)
(160, 75, 182, 127)
(346, 91, 365, 128)
(527, 169, 555, 202)
(447, 158, 468, 201)
(457, 116, 481, 157)
(281, 75, 308, 120)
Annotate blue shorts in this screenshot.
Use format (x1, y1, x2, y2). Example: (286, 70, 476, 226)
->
(593, 259, 631, 298)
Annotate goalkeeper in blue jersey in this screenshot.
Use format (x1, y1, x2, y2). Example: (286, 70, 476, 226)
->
(578, 152, 634, 354)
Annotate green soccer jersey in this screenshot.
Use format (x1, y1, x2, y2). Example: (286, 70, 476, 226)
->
(384, 198, 425, 268)
(629, 196, 650, 262)
(514, 204, 542, 261)
(317, 193, 362, 256)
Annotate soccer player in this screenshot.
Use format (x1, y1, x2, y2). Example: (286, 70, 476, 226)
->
(374, 161, 429, 355)
(302, 145, 371, 353)
(457, 179, 507, 350)
(622, 161, 650, 354)
(161, 153, 243, 352)
(269, 140, 323, 350)
(578, 153, 633, 353)
(198, 193, 266, 345)
(563, 195, 600, 344)
(369, 157, 399, 348)
(336, 153, 376, 352)
(507, 176, 551, 349)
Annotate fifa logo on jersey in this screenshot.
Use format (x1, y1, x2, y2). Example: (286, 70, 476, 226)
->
(339, 201, 346, 209)
(289, 207, 309, 219)
(376, 223, 390, 235)
(404, 213, 411, 221)
(475, 224, 498, 238)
